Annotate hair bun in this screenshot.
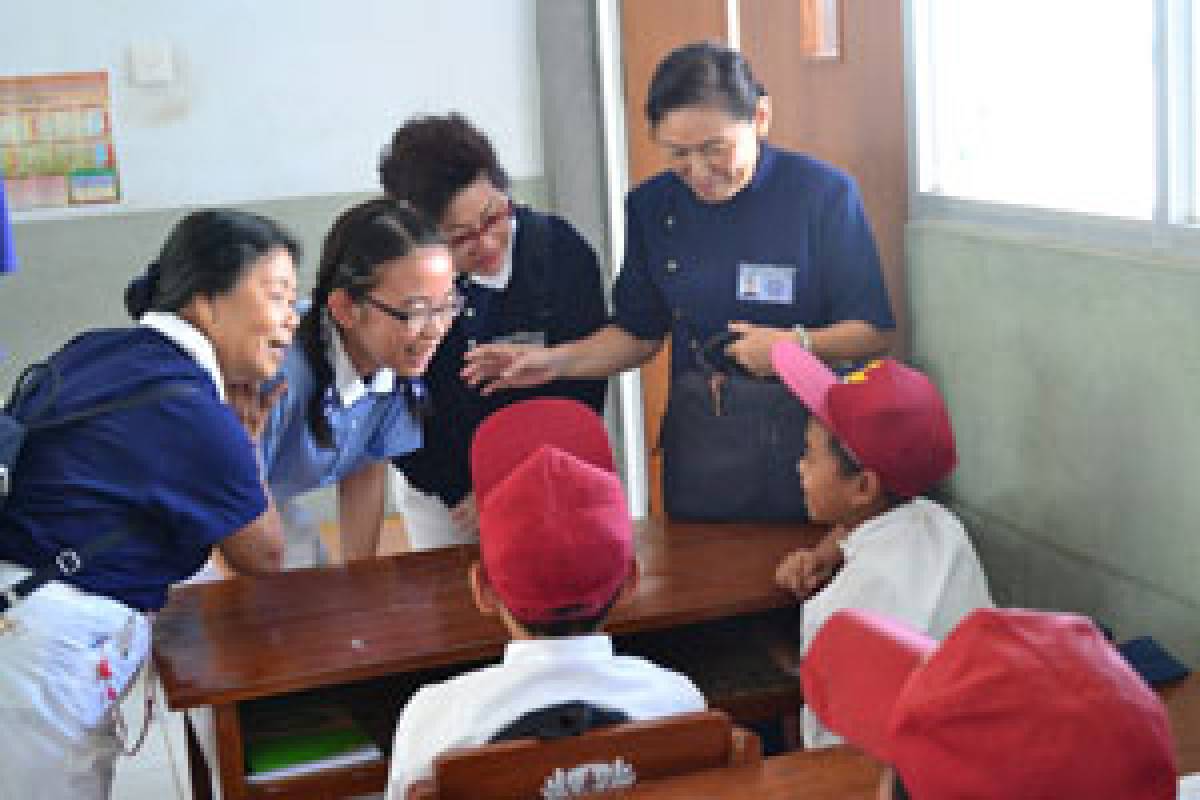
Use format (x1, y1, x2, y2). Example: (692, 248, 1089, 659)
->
(124, 260, 162, 319)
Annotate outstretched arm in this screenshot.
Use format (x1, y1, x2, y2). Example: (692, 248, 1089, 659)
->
(462, 324, 663, 395)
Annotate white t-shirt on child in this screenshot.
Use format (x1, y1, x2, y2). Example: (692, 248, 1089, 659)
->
(802, 496, 994, 748)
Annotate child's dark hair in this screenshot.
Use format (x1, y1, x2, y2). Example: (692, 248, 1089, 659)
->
(295, 198, 443, 448)
(515, 592, 622, 638)
(645, 41, 766, 127)
(830, 434, 907, 507)
(379, 113, 510, 224)
(125, 209, 299, 319)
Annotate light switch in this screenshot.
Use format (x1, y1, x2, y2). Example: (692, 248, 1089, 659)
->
(129, 41, 175, 87)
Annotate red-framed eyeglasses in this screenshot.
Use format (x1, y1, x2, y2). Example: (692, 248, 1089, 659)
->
(445, 199, 513, 250)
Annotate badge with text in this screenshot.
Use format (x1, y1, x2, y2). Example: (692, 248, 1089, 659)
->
(737, 264, 795, 304)
(491, 330, 547, 347)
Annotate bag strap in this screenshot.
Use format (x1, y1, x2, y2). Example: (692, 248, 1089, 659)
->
(0, 526, 129, 613)
(2, 377, 201, 613)
(27, 374, 199, 432)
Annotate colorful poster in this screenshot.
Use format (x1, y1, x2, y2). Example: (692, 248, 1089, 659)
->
(0, 71, 120, 210)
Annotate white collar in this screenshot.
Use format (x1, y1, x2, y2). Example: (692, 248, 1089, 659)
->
(841, 497, 932, 558)
(467, 216, 518, 291)
(330, 325, 395, 407)
(139, 311, 227, 402)
(503, 634, 613, 663)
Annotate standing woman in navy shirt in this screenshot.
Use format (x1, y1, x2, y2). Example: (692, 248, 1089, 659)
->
(0, 210, 295, 798)
(467, 40, 894, 389)
(253, 199, 458, 566)
(379, 114, 607, 549)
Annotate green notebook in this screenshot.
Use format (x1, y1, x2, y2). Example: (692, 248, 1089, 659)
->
(245, 725, 376, 775)
(242, 694, 383, 779)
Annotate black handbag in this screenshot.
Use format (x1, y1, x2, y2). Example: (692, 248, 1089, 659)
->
(659, 333, 810, 523)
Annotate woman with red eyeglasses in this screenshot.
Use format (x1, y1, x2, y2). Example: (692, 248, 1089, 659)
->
(379, 113, 608, 550)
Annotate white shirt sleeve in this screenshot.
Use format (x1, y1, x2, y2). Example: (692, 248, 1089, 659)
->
(385, 686, 444, 800)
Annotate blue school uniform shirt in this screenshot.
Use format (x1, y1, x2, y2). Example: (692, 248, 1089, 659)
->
(612, 143, 895, 375)
(0, 317, 266, 610)
(1, 176, 15, 273)
(259, 331, 422, 503)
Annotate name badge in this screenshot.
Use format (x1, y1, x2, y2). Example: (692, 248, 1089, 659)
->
(737, 264, 795, 305)
(491, 330, 547, 347)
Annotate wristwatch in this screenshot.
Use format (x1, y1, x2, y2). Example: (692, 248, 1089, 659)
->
(792, 324, 813, 351)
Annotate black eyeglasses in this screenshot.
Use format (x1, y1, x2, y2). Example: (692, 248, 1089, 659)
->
(364, 293, 465, 334)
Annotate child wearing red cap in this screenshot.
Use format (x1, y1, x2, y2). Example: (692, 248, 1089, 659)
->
(384, 398, 704, 799)
(801, 607, 1178, 799)
(769, 341, 993, 748)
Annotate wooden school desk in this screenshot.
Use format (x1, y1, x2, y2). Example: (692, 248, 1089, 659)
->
(154, 518, 822, 799)
(1163, 671, 1200, 775)
(622, 746, 882, 799)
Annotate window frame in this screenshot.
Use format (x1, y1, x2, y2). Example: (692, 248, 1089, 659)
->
(905, 0, 1200, 262)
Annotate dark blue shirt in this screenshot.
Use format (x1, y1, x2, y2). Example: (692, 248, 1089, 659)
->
(612, 143, 895, 375)
(0, 328, 266, 610)
(394, 207, 608, 507)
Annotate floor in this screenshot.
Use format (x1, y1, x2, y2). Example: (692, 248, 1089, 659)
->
(112, 516, 410, 799)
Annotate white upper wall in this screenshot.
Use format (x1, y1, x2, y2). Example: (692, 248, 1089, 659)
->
(0, 0, 542, 212)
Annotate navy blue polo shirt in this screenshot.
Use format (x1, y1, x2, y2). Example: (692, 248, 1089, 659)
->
(394, 207, 608, 508)
(612, 143, 895, 374)
(0, 327, 266, 610)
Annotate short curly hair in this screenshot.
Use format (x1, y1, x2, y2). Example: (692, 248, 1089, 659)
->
(379, 113, 510, 223)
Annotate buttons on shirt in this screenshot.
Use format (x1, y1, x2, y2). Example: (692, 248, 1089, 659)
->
(666, 259, 678, 273)
(665, 214, 675, 230)
(465, 307, 475, 318)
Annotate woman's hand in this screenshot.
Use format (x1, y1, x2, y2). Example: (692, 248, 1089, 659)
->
(225, 380, 287, 440)
(726, 321, 795, 377)
(462, 343, 564, 395)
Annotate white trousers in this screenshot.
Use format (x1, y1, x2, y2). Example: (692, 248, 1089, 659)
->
(0, 564, 150, 800)
(278, 496, 330, 568)
(394, 474, 478, 551)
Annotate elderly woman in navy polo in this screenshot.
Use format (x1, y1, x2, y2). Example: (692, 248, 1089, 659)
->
(465, 40, 894, 391)
(463, 41, 895, 585)
(0, 209, 294, 798)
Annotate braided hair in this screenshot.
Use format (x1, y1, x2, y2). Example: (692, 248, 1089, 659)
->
(295, 198, 443, 448)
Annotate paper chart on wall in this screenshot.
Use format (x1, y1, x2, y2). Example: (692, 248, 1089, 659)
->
(0, 71, 120, 211)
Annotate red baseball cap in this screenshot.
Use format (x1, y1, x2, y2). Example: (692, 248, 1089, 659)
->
(801, 608, 1178, 799)
(470, 398, 633, 625)
(770, 342, 957, 498)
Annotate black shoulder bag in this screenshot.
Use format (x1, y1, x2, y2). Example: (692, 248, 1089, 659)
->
(659, 330, 810, 523)
(1, 359, 196, 614)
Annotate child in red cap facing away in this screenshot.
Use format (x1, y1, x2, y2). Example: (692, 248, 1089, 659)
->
(802, 607, 1178, 799)
(769, 341, 993, 748)
(384, 398, 705, 799)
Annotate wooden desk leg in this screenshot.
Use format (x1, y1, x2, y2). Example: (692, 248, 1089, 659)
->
(213, 703, 248, 800)
(184, 714, 214, 800)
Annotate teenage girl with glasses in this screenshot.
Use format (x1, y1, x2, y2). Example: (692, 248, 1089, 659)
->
(238, 197, 458, 567)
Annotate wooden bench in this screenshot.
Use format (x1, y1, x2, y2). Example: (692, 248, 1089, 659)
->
(407, 710, 760, 800)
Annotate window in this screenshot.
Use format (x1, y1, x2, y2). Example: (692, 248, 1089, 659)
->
(911, 0, 1197, 237)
